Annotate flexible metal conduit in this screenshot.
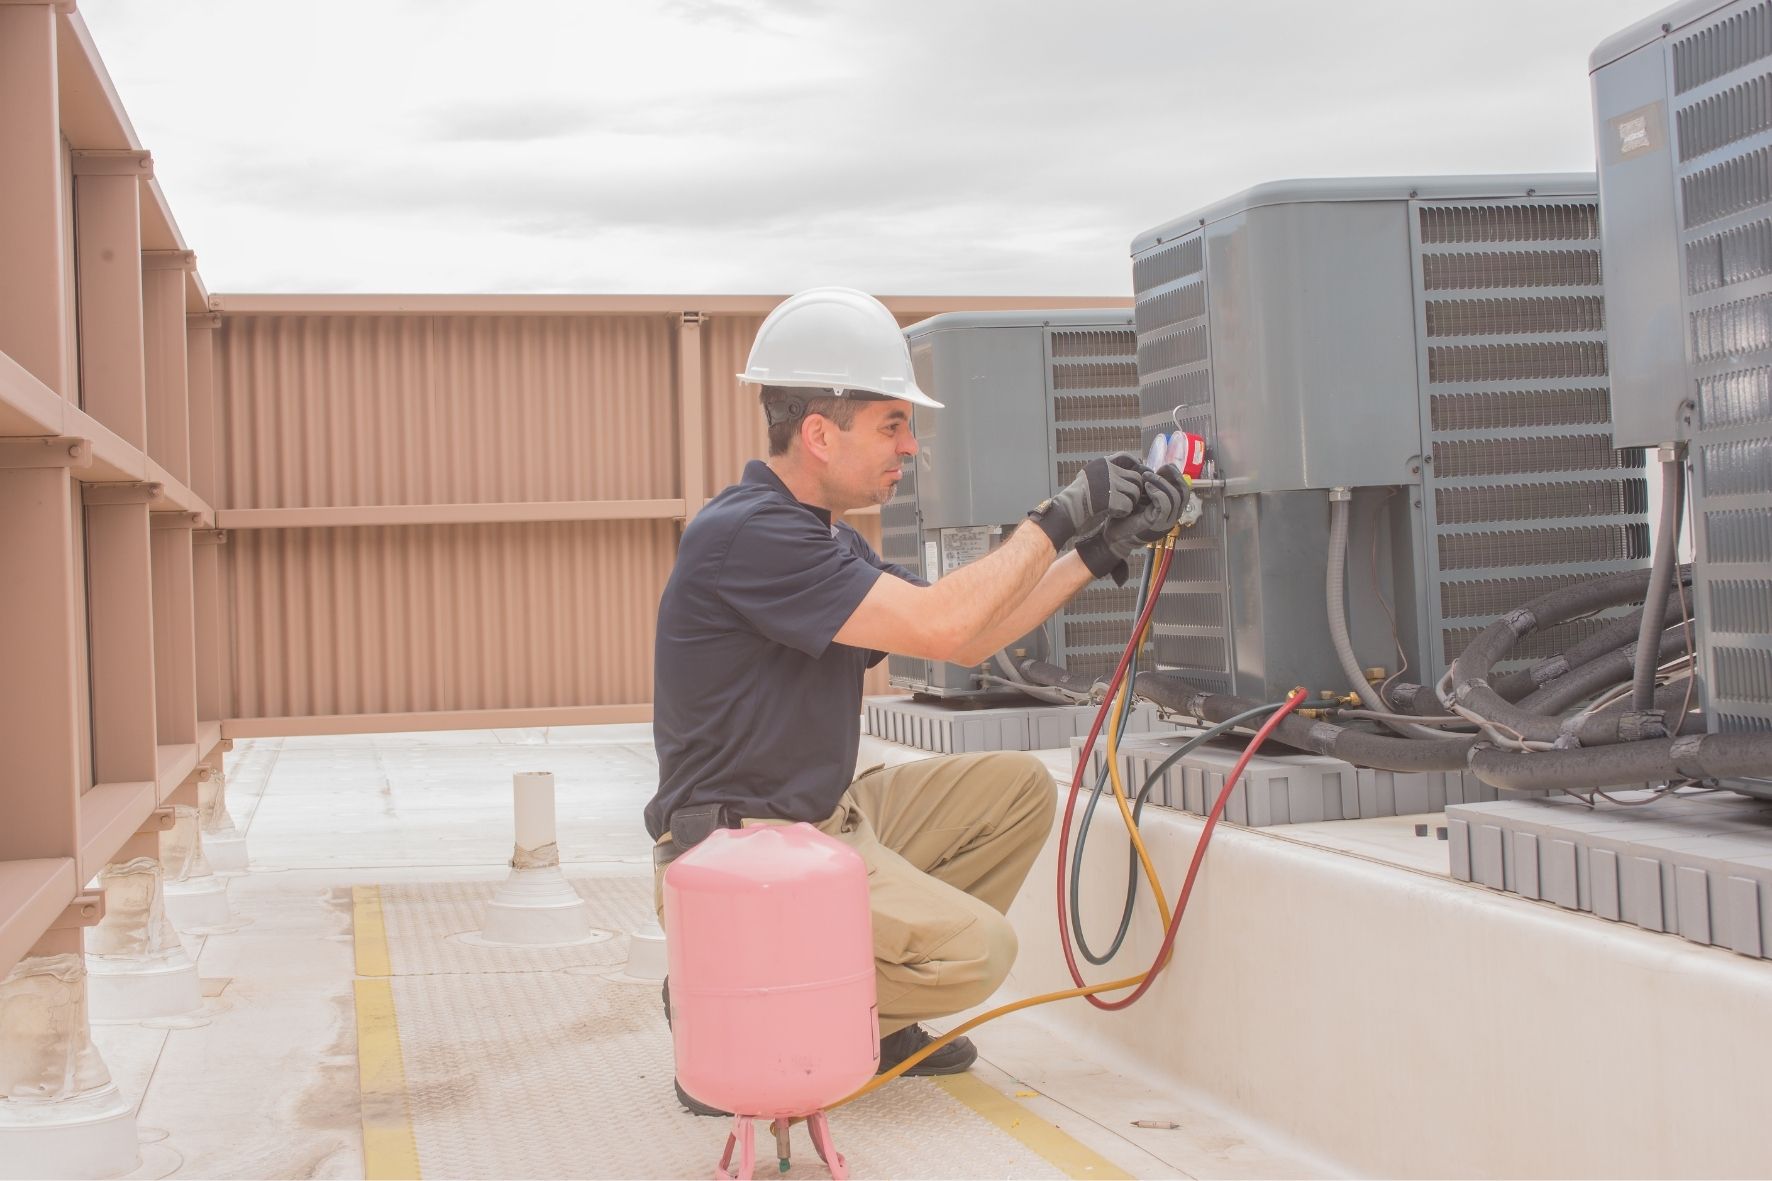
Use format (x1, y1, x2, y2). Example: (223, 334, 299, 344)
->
(1631, 452, 1686, 712)
(1326, 492, 1446, 740)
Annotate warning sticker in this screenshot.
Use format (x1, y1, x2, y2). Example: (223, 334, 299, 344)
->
(940, 526, 998, 577)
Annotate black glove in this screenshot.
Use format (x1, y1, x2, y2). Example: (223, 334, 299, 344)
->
(1074, 465, 1191, 584)
(1027, 453, 1146, 550)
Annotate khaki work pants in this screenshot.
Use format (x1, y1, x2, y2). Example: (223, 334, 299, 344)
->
(655, 751, 1056, 1037)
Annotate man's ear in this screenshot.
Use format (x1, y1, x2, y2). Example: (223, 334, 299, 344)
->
(800, 412, 835, 463)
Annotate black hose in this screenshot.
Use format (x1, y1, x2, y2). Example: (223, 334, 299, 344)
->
(1632, 455, 1686, 712)
(1470, 731, 1772, 793)
(1134, 673, 1477, 772)
(1568, 676, 1706, 745)
(1136, 670, 1711, 776)
(1447, 569, 1663, 743)
(1513, 623, 1692, 717)
(1382, 567, 1686, 712)
(1450, 567, 1656, 688)
(1488, 594, 1686, 702)
(1017, 658, 1102, 700)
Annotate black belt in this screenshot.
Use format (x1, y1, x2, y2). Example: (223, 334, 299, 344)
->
(653, 802, 739, 869)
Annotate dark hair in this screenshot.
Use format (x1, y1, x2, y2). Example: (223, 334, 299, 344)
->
(759, 385, 860, 456)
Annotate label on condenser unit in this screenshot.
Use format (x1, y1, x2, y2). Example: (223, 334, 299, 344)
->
(1606, 102, 1665, 163)
(923, 540, 939, 580)
(939, 525, 998, 576)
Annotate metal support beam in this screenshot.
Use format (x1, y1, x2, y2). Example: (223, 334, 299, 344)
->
(0, 435, 91, 469)
(48, 892, 104, 930)
(150, 510, 201, 529)
(213, 498, 685, 529)
(678, 312, 707, 521)
(82, 481, 160, 505)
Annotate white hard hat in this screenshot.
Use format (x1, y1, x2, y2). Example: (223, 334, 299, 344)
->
(738, 286, 944, 408)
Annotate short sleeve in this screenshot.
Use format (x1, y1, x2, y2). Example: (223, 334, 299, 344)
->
(837, 521, 929, 588)
(718, 507, 884, 658)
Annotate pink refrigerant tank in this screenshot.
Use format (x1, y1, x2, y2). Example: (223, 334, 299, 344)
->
(664, 823, 877, 1180)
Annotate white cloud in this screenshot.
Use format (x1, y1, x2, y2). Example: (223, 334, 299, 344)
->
(78, 0, 1661, 295)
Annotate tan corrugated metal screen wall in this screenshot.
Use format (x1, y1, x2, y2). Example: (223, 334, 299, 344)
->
(221, 316, 680, 507)
(212, 307, 982, 734)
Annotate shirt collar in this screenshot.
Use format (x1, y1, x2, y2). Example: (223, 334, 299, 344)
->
(743, 459, 834, 526)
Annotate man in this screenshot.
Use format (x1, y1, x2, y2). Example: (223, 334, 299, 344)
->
(648, 287, 1187, 1115)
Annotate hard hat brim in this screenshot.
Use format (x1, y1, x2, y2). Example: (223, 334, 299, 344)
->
(736, 372, 944, 410)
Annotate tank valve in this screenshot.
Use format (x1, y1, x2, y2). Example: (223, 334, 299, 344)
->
(773, 1119, 793, 1172)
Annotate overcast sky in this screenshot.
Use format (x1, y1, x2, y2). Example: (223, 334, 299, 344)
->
(80, 0, 1660, 296)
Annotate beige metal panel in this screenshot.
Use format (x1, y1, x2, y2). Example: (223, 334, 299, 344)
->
(700, 313, 770, 495)
(142, 251, 191, 482)
(59, 135, 79, 408)
(192, 532, 228, 725)
(0, 5, 70, 396)
(185, 314, 219, 503)
(71, 160, 147, 446)
(226, 519, 674, 720)
(150, 522, 198, 746)
(71, 476, 93, 797)
(0, 465, 83, 862)
(84, 498, 157, 786)
(217, 314, 679, 509)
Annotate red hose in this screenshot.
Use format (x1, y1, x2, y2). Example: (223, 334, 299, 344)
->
(1053, 544, 1173, 1005)
(1084, 688, 1305, 1011)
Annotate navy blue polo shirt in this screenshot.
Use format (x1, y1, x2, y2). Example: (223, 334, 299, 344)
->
(646, 460, 922, 839)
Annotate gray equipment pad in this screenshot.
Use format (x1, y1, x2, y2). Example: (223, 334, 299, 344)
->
(1447, 792, 1772, 959)
(864, 695, 1167, 754)
(1080, 729, 1501, 826)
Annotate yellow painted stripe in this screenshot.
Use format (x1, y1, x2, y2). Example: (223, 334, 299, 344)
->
(936, 1073, 1132, 1180)
(355, 978, 421, 1180)
(352, 885, 420, 1180)
(353, 884, 391, 977)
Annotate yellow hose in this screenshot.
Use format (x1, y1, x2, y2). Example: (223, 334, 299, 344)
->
(832, 536, 1185, 1110)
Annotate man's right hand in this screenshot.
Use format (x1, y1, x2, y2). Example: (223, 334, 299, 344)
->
(1074, 465, 1192, 584)
(1026, 452, 1146, 551)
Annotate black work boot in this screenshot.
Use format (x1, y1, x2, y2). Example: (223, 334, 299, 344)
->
(877, 1025, 978, 1076)
(661, 979, 730, 1117)
(673, 1078, 730, 1118)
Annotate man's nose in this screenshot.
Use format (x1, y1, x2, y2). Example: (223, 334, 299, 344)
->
(901, 431, 919, 458)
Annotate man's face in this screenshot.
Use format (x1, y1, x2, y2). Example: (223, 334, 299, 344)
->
(822, 398, 918, 509)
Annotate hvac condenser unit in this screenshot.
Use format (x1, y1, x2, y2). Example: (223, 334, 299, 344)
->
(1130, 176, 1651, 701)
(1592, 0, 1772, 796)
(881, 310, 1142, 698)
